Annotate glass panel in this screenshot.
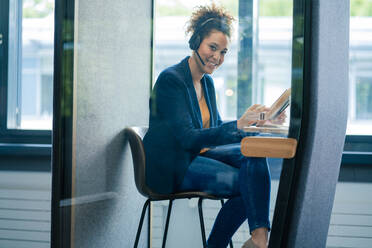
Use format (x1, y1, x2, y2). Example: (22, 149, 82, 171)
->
(53, 0, 154, 247)
(347, 2, 372, 135)
(52, 0, 300, 247)
(153, 0, 293, 246)
(7, 0, 54, 130)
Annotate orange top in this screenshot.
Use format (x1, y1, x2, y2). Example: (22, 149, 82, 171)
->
(199, 95, 210, 153)
(199, 95, 210, 129)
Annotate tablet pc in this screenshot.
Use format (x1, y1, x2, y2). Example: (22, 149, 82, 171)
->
(264, 88, 291, 120)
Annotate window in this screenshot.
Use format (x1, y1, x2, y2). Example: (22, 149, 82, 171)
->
(0, 0, 54, 139)
(342, 1, 372, 163)
(347, 2, 372, 135)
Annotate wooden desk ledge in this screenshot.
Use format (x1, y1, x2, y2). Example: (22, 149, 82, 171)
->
(241, 136, 298, 159)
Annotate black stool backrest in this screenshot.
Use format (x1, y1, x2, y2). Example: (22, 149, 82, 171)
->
(124, 127, 150, 198)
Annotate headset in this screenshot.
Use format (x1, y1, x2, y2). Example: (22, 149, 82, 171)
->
(188, 18, 218, 66)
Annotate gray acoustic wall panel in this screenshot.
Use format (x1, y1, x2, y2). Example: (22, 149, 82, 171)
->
(287, 1, 349, 247)
(72, 0, 152, 247)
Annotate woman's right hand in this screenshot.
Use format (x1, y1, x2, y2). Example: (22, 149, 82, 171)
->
(237, 104, 267, 129)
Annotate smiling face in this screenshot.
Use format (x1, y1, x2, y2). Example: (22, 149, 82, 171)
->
(195, 30, 229, 74)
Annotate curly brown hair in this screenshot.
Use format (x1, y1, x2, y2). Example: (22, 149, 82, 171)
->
(186, 4, 235, 40)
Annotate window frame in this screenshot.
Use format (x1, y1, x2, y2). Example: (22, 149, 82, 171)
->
(342, 135, 372, 165)
(0, 0, 52, 145)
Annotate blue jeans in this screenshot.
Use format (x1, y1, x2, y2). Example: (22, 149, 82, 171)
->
(177, 143, 271, 248)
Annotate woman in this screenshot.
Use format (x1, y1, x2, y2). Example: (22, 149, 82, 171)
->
(144, 4, 285, 248)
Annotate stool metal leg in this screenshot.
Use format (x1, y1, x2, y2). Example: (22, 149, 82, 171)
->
(162, 199, 173, 248)
(220, 199, 234, 248)
(198, 197, 207, 248)
(134, 199, 150, 248)
(148, 201, 152, 248)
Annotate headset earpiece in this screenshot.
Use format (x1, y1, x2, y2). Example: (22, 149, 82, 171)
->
(189, 33, 201, 51)
(189, 18, 217, 51)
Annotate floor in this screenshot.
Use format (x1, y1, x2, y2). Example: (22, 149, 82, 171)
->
(151, 180, 372, 248)
(0, 171, 371, 248)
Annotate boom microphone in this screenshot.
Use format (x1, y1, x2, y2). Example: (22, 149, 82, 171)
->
(195, 50, 206, 66)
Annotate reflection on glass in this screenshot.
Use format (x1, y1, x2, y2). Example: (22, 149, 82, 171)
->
(7, 0, 54, 130)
